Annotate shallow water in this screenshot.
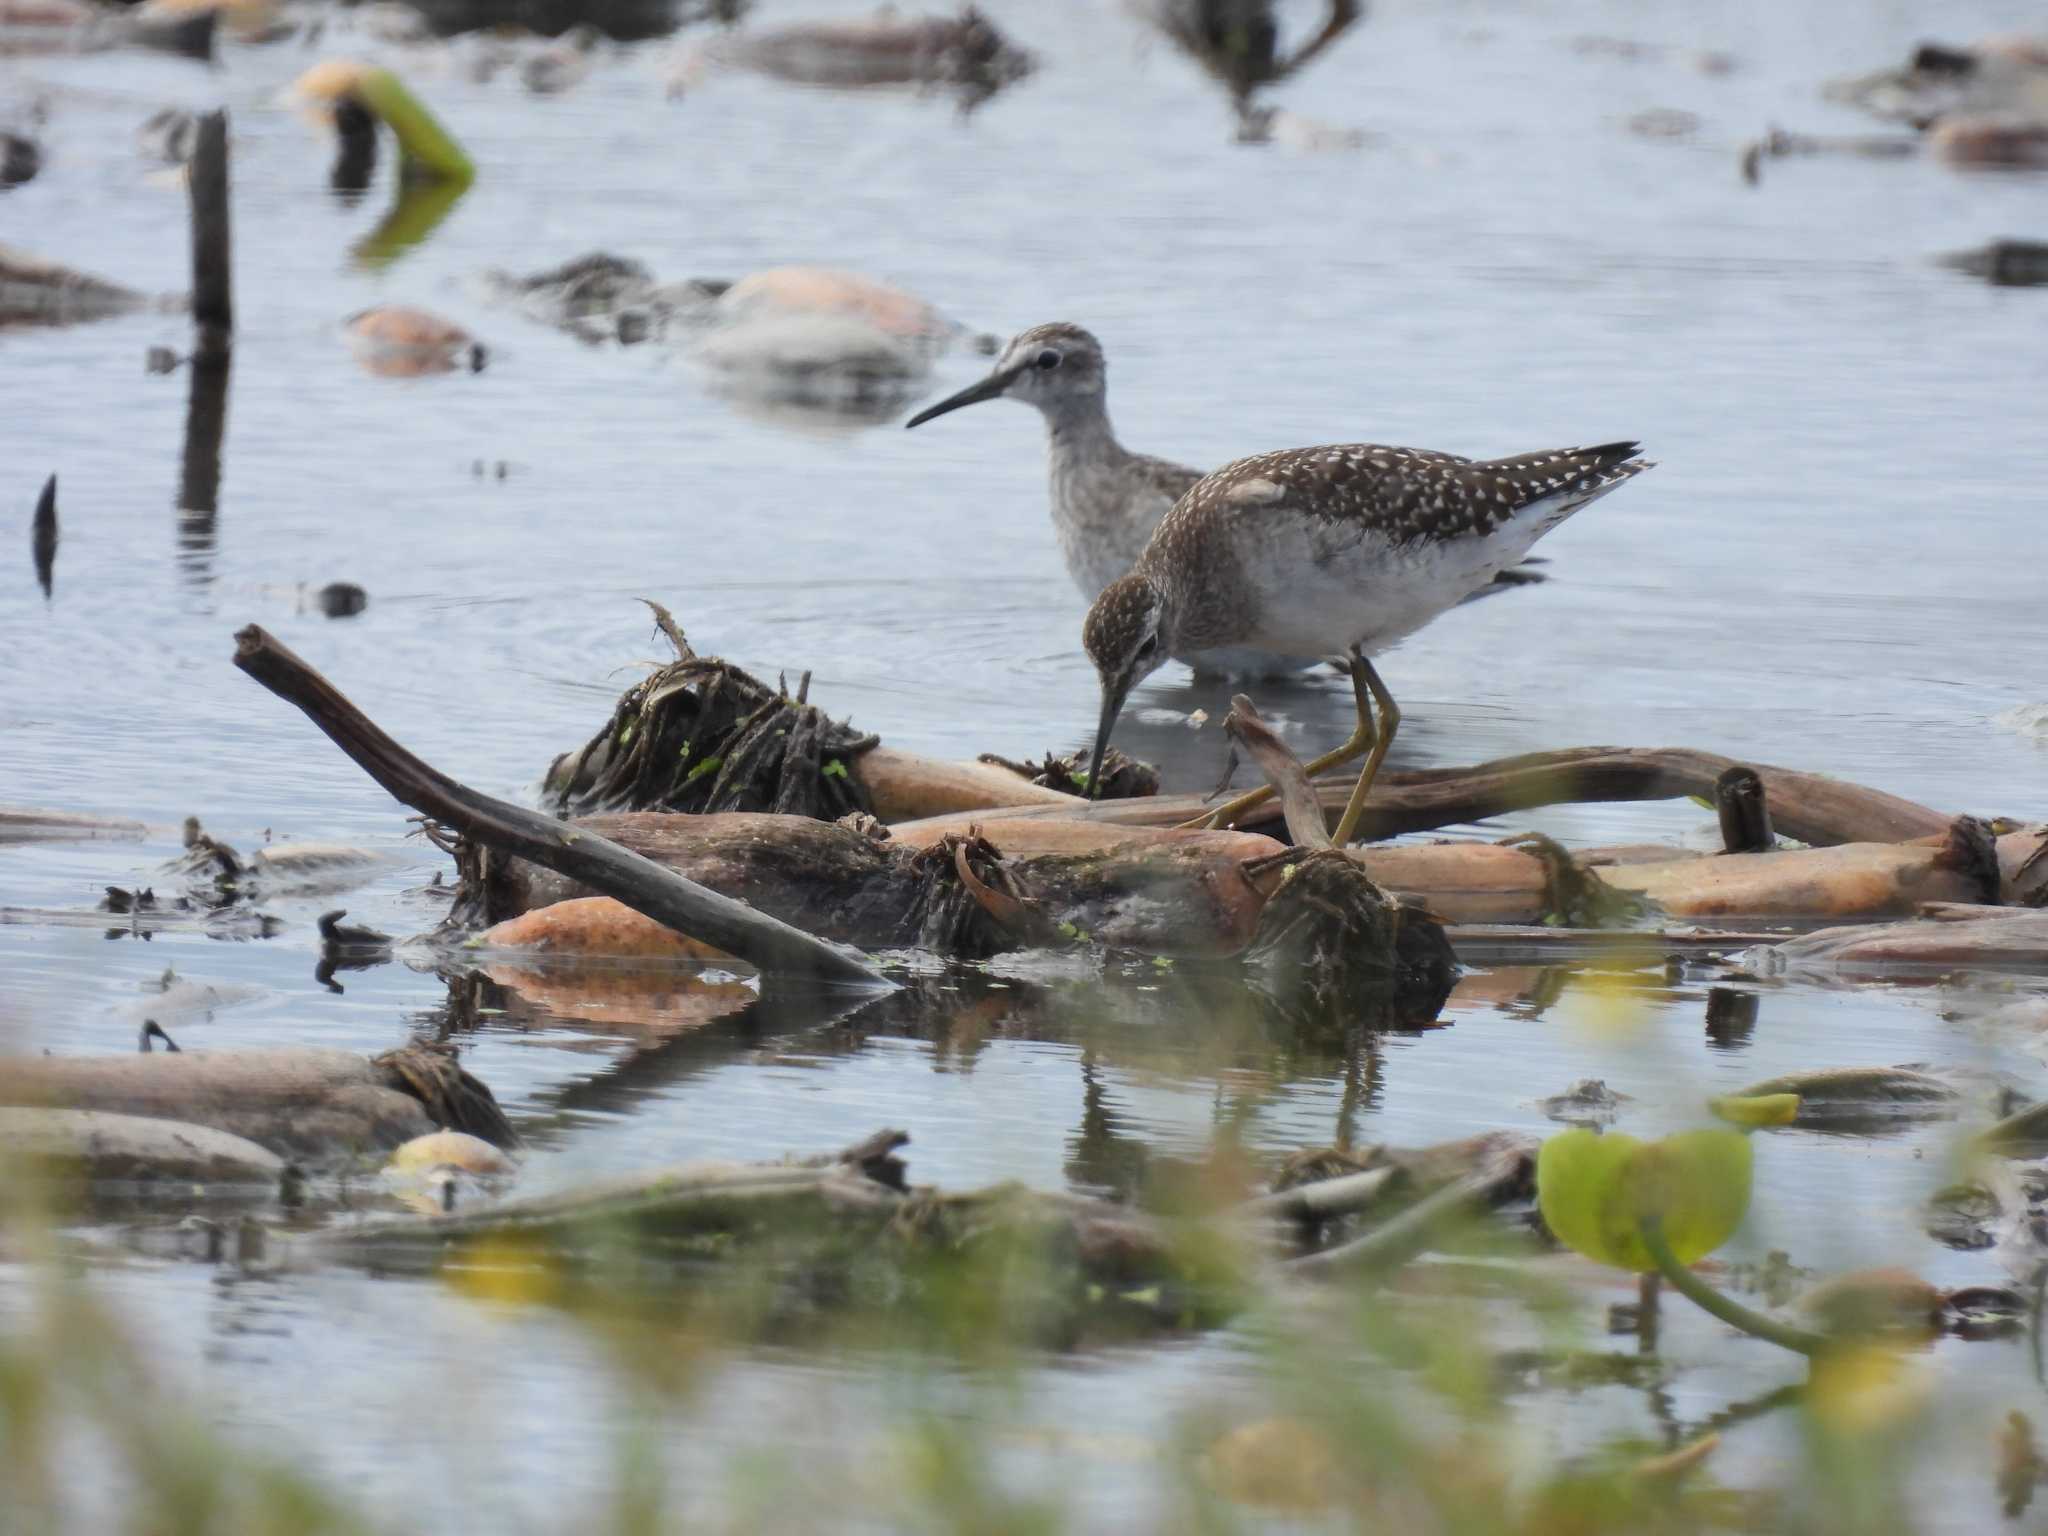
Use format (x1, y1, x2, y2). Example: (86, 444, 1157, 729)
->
(5, 0, 2048, 1525)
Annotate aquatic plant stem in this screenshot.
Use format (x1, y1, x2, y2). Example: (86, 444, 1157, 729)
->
(353, 68, 473, 185)
(1640, 1219, 1828, 1357)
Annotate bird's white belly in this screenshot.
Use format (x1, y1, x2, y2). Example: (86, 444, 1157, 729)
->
(1234, 518, 1525, 658)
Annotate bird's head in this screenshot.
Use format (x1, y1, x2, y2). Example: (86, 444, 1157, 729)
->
(904, 322, 1107, 428)
(1080, 572, 1168, 799)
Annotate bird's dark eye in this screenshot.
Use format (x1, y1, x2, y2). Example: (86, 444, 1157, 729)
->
(1035, 349, 1061, 370)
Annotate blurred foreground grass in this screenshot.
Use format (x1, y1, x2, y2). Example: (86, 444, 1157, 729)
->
(0, 1150, 1979, 1536)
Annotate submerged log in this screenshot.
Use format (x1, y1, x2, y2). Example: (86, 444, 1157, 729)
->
(0, 244, 149, 328)
(0, 807, 147, 844)
(0, 1106, 285, 1186)
(233, 624, 884, 986)
(462, 802, 1995, 967)
(247, 1124, 1534, 1339)
(1751, 908, 2048, 977)
(0, 1043, 512, 1165)
(297, 1128, 1225, 1335)
(1733, 1066, 1961, 1133)
(897, 746, 1957, 848)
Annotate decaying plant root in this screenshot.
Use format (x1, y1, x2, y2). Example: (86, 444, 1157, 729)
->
(1245, 849, 1458, 1021)
(544, 602, 880, 820)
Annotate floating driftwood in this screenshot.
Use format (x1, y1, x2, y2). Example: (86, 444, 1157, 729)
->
(0, 807, 147, 845)
(457, 805, 1999, 970)
(1732, 1066, 1961, 1134)
(0, 0, 217, 59)
(1596, 817, 1998, 921)
(0, 244, 150, 328)
(233, 623, 885, 986)
(458, 810, 1281, 960)
(899, 745, 1958, 847)
(676, 7, 1037, 111)
(0, 1043, 511, 1165)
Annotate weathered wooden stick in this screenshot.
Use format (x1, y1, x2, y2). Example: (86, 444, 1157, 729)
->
(899, 746, 1955, 848)
(232, 626, 886, 986)
(1715, 765, 1773, 854)
(187, 110, 231, 362)
(1224, 694, 1331, 850)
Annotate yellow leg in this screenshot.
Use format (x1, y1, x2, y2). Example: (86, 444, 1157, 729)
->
(1330, 657, 1400, 846)
(1179, 651, 1376, 833)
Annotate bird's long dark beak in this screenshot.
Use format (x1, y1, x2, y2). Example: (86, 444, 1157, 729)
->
(1087, 674, 1131, 803)
(903, 365, 1021, 429)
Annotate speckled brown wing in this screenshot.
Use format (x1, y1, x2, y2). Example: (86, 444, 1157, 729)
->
(1186, 440, 1646, 550)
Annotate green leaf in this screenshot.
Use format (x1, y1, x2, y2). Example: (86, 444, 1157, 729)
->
(1537, 1128, 1752, 1272)
(821, 759, 848, 780)
(1709, 1093, 1800, 1128)
(683, 754, 722, 785)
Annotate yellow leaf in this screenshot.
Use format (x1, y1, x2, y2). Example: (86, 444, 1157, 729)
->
(1709, 1093, 1800, 1128)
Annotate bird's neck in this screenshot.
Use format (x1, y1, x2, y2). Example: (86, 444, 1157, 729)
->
(1042, 394, 1124, 469)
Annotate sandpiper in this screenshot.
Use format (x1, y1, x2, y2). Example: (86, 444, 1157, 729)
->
(1083, 440, 1653, 843)
(905, 322, 1537, 680)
